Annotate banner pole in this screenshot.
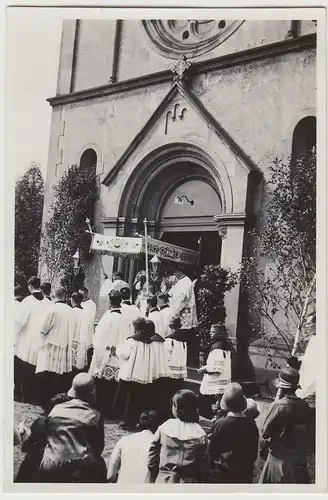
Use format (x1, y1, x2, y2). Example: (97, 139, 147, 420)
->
(144, 218, 149, 296)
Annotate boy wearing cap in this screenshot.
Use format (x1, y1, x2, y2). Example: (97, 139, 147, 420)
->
(259, 366, 313, 484)
(198, 324, 232, 419)
(208, 382, 259, 483)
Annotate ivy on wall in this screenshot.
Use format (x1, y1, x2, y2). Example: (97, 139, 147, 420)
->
(40, 163, 97, 295)
(196, 264, 238, 353)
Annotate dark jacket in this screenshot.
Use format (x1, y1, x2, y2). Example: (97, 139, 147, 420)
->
(209, 414, 259, 483)
(15, 416, 48, 482)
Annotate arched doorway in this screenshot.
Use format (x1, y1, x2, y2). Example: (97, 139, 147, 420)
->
(118, 143, 225, 274)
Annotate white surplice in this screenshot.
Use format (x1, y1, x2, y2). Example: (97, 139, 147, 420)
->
(169, 275, 197, 329)
(89, 309, 130, 381)
(165, 338, 187, 379)
(116, 337, 152, 384)
(199, 348, 231, 395)
(148, 309, 164, 337)
(159, 305, 174, 338)
(121, 301, 143, 336)
(82, 298, 97, 322)
(150, 337, 170, 380)
(35, 301, 75, 374)
(15, 293, 48, 366)
(71, 305, 94, 370)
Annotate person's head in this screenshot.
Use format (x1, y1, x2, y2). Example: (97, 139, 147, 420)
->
(157, 293, 169, 309)
(53, 287, 66, 302)
(144, 319, 156, 336)
(41, 282, 51, 298)
(121, 287, 131, 301)
(71, 291, 83, 307)
(210, 323, 227, 340)
(43, 392, 72, 416)
(109, 290, 122, 309)
(112, 271, 124, 282)
(147, 295, 158, 310)
(14, 285, 23, 300)
(174, 266, 185, 279)
(67, 373, 96, 404)
(275, 366, 300, 395)
(169, 317, 181, 333)
(27, 276, 41, 292)
(138, 410, 159, 434)
(243, 398, 260, 420)
(133, 316, 147, 335)
(172, 389, 199, 423)
(78, 286, 89, 301)
(220, 383, 247, 414)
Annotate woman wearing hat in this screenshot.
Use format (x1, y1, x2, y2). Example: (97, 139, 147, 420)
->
(259, 366, 313, 483)
(208, 382, 259, 483)
(198, 324, 232, 419)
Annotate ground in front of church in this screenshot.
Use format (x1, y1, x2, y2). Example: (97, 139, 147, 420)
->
(13, 398, 314, 483)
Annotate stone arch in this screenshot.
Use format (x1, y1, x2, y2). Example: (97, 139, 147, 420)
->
(80, 148, 98, 168)
(118, 142, 228, 227)
(291, 116, 316, 161)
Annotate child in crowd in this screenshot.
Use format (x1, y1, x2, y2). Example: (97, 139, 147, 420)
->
(146, 319, 170, 423)
(107, 410, 159, 483)
(148, 389, 209, 483)
(208, 383, 259, 484)
(15, 393, 72, 482)
(165, 317, 188, 398)
(114, 317, 153, 430)
(198, 324, 232, 419)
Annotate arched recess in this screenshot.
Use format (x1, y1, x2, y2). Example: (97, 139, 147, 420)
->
(80, 148, 98, 169)
(291, 116, 316, 161)
(118, 142, 227, 229)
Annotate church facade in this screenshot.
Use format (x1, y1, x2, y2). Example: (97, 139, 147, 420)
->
(43, 19, 316, 387)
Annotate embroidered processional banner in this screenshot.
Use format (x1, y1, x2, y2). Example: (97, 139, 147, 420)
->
(90, 233, 198, 266)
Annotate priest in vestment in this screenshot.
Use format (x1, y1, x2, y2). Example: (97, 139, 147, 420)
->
(169, 266, 198, 366)
(14, 276, 47, 403)
(146, 295, 164, 337)
(120, 287, 142, 336)
(89, 290, 130, 416)
(157, 293, 174, 338)
(70, 292, 93, 373)
(79, 285, 97, 366)
(35, 287, 75, 406)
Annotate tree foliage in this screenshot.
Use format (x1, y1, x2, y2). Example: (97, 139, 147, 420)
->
(40, 163, 97, 295)
(15, 164, 44, 282)
(196, 264, 238, 353)
(240, 148, 316, 362)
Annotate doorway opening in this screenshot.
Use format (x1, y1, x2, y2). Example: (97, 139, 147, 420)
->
(161, 231, 221, 268)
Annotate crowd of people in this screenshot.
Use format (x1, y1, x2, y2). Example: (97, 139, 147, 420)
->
(13, 270, 316, 484)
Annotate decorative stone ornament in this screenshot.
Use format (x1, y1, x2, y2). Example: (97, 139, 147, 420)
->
(142, 19, 245, 59)
(171, 55, 192, 81)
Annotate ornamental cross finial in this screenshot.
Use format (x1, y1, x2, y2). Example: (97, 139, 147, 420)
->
(171, 55, 191, 81)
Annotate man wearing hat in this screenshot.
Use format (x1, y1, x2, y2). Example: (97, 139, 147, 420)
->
(208, 382, 259, 483)
(39, 373, 106, 483)
(259, 366, 313, 484)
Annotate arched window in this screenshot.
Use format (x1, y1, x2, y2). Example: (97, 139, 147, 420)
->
(291, 116, 316, 161)
(80, 148, 97, 169)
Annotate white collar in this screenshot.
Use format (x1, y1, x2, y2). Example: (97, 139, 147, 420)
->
(160, 418, 205, 440)
(227, 412, 246, 418)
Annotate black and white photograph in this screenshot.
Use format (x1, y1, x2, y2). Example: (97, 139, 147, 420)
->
(4, 5, 327, 493)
